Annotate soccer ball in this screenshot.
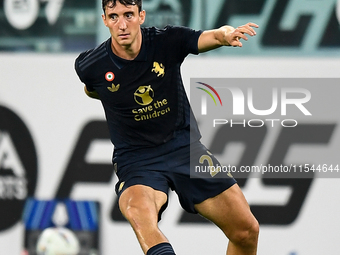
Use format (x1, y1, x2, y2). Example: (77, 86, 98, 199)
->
(36, 227, 80, 255)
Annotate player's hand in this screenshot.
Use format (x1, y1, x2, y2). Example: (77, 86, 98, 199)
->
(224, 23, 259, 47)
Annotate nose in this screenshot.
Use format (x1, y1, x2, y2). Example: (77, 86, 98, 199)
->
(118, 18, 127, 30)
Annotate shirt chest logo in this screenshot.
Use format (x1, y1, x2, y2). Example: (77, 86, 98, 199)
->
(134, 85, 154, 106)
(107, 83, 120, 92)
(152, 62, 165, 77)
(105, 72, 115, 81)
(105, 71, 120, 92)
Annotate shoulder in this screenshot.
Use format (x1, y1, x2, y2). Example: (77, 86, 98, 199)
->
(143, 25, 197, 33)
(141, 25, 194, 39)
(75, 39, 110, 74)
(141, 26, 201, 49)
(163, 25, 201, 37)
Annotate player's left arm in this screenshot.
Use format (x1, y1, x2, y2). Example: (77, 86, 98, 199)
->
(198, 22, 259, 53)
(84, 86, 100, 100)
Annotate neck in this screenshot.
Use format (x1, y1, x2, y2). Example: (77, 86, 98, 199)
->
(111, 30, 142, 60)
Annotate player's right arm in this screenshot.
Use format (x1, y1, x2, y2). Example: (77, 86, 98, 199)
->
(84, 86, 100, 100)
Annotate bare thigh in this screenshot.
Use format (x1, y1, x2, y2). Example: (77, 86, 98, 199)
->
(194, 184, 258, 241)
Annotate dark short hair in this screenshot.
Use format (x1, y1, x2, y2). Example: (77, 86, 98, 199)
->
(102, 0, 142, 14)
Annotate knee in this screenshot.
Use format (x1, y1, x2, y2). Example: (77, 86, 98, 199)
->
(228, 218, 259, 249)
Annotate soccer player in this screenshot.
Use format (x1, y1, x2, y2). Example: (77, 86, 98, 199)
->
(75, 1, 259, 254)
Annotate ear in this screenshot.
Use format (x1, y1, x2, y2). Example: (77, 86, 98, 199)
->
(139, 10, 146, 25)
(102, 13, 108, 27)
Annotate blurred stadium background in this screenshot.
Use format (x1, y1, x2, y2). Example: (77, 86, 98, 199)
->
(1, 0, 340, 254)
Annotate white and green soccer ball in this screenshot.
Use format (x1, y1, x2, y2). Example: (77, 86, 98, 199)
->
(36, 227, 80, 255)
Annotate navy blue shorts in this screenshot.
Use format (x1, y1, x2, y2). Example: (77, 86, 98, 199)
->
(114, 141, 236, 214)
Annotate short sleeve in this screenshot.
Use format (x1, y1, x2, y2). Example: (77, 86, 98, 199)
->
(163, 26, 203, 61)
(74, 52, 95, 92)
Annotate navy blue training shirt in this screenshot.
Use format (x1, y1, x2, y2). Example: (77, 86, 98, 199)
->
(75, 26, 202, 156)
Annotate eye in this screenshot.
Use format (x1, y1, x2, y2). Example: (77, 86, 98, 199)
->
(109, 14, 118, 20)
(125, 12, 133, 19)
